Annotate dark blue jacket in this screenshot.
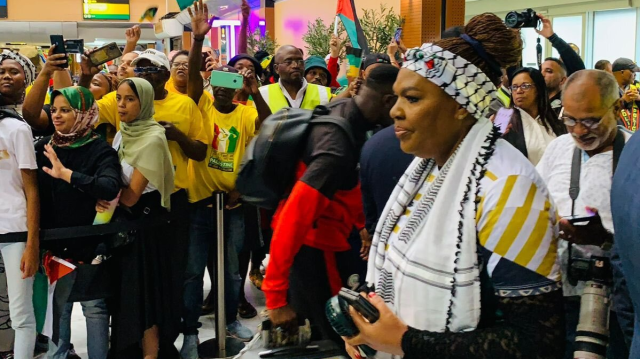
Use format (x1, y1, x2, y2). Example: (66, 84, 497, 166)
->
(611, 130, 640, 357)
(359, 126, 414, 233)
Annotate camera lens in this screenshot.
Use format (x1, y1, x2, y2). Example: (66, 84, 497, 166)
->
(505, 11, 523, 28)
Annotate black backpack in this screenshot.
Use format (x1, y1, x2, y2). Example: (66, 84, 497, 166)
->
(236, 101, 355, 210)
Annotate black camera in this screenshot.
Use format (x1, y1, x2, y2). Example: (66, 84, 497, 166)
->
(326, 288, 380, 358)
(505, 8, 540, 29)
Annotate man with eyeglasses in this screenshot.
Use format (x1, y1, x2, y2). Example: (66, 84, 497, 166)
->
(258, 45, 332, 113)
(612, 58, 640, 132)
(537, 70, 634, 359)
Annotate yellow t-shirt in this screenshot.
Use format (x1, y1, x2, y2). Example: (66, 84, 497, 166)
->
(96, 91, 206, 191)
(188, 104, 258, 203)
(25, 84, 50, 105)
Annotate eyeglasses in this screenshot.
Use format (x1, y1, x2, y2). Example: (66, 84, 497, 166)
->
(276, 59, 304, 67)
(134, 67, 163, 74)
(171, 62, 188, 69)
(558, 101, 617, 129)
(510, 83, 534, 92)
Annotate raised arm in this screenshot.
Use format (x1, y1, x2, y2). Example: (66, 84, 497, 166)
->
(187, 0, 212, 104)
(238, 0, 250, 54)
(23, 47, 68, 130)
(122, 25, 141, 55)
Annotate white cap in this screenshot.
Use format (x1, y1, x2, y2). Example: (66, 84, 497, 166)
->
(131, 49, 170, 71)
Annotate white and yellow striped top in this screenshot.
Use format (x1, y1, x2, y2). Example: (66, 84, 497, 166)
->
(388, 140, 561, 297)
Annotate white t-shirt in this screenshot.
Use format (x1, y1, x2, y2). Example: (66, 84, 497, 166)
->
(536, 131, 632, 296)
(112, 132, 157, 194)
(0, 117, 38, 234)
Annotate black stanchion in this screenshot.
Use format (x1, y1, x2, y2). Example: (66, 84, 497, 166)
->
(198, 192, 244, 358)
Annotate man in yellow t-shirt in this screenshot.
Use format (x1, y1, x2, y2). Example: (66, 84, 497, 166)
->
(83, 49, 207, 192)
(182, 64, 265, 352)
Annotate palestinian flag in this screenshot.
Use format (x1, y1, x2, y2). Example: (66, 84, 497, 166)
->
(335, 0, 369, 54)
(34, 254, 76, 343)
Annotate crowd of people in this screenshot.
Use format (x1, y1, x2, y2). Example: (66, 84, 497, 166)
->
(0, 0, 640, 358)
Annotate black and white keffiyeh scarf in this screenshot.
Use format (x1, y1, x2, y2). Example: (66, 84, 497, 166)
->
(0, 50, 36, 106)
(402, 43, 496, 120)
(366, 44, 501, 358)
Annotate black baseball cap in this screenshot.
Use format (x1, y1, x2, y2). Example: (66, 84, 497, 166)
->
(228, 54, 263, 77)
(362, 53, 391, 71)
(612, 58, 640, 73)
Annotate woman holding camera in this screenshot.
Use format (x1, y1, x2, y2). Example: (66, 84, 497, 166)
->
(344, 14, 564, 359)
(502, 67, 566, 165)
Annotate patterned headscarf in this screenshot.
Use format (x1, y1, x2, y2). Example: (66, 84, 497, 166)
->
(402, 44, 496, 120)
(0, 50, 37, 104)
(50, 87, 100, 148)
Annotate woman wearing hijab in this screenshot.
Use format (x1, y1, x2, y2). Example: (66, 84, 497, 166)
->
(98, 77, 176, 359)
(35, 86, 121, 359)
(343, 14, 564, 359)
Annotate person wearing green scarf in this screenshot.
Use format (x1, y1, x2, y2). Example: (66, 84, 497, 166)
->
(49, 86, 100, 148)
(111, 77, 174, 209)
(97, 77, 177, 359)
(36, 85, 122, 359)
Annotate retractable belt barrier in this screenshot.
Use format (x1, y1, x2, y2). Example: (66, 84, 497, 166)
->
(0, 194, 216, 244)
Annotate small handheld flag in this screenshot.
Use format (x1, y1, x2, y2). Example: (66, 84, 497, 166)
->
(346, 46, 363, 78)
(140, 6, 159, 22)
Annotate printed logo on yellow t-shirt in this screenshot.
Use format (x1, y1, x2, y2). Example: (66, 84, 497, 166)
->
(208, 124, 240, 172)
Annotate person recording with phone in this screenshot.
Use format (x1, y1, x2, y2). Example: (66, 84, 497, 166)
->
(536, 70, 634, 359)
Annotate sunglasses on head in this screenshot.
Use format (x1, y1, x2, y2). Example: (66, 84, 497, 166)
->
(134, 66, 163, 74)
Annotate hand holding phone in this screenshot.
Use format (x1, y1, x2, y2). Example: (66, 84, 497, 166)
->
(494, 108, 514, 134)
(88, 42, 122, 66)
(394, 27, 403, 43)
(49, 35, 69, 69)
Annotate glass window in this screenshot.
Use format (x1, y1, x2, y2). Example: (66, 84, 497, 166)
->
(551, 16, 583, 59)
(592, 9, 637, 68)
(521, 28, 541, 68)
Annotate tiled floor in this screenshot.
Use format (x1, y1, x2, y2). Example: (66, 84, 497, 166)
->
(68, 268, 266, 358)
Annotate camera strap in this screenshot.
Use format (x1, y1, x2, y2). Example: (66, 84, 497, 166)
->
(569, 128, 626, 215)
(568, 129, 625, 257)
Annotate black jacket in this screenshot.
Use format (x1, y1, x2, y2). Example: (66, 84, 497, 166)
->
(36, 136, 122, 261)
(549, 33, 585, 76)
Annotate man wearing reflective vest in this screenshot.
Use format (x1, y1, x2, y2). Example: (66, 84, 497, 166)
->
(259, 45, 332, 112)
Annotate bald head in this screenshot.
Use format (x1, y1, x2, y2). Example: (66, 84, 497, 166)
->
(562, 70, 619, 153)
(274, 45, 305, 85)
(563, 70, 620, 110)
(275, 45, 303, 63)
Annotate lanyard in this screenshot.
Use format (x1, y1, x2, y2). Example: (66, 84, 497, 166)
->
(620, 106, 639, 132)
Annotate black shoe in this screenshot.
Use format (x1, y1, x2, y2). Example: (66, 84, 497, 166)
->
(238, 299, 257, 319)
(67, 344, 81, 359)
(0, 350, 14, 359)
(35, 334, 49, 354)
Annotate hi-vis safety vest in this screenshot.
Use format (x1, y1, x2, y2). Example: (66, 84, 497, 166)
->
(259, 83, 332, 113)
(496, 86, 511, 108)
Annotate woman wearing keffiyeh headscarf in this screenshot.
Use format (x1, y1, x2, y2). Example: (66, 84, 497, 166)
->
(34, 86, 121, 359)
(0, 50, 36, 113)
(343, 14, 564, 359)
